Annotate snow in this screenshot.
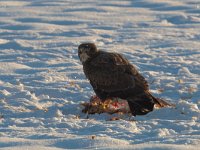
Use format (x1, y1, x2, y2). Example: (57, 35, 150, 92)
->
(0, 0, 200, 149)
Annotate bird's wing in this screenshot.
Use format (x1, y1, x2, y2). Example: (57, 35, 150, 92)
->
(88, 52, 148, 93)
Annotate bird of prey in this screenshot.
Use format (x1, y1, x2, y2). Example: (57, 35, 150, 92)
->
(78, 43, 170, 116)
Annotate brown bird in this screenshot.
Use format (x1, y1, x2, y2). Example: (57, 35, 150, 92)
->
(78, 43, 170, 116)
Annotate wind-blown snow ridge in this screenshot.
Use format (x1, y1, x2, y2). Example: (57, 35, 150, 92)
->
(0, 0, 200, 149)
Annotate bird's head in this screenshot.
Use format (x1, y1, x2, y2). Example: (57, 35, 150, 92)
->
(78, 43, 98, 63)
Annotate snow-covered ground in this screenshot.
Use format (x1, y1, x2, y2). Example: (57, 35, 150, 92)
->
(0, 0, 200, 149)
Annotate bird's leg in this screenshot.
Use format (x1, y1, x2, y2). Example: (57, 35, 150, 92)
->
(128, 113, 136, 121)
(86, 111, 89, 119)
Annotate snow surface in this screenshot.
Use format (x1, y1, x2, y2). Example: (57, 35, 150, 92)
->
(0, 0, 200, 149)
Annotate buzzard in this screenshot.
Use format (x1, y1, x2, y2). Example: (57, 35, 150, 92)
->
(78, 43, 170, 116)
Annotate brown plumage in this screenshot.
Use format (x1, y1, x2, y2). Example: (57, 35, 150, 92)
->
(78, 43, 170, 116)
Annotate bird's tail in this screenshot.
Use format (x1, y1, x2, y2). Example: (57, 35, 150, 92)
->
(148, 92, 173, 108)
(127, 92, 173, 116)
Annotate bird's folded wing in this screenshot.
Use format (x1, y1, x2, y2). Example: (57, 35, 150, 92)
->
(89, 52, 136, 92)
